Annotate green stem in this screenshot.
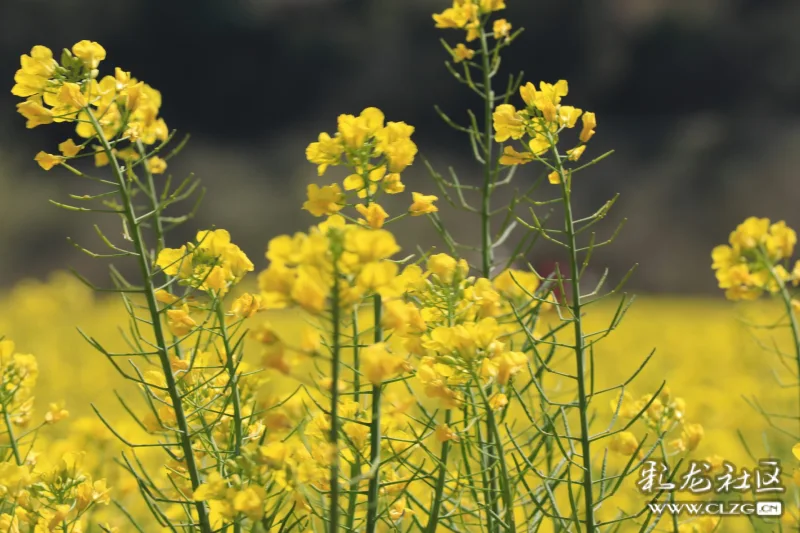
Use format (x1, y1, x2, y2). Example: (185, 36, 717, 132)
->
(766, 258, 800, 432)
(346, 311, 361, 531)
(479, 23, 494, 279)
(469, 390, 495, 532)
(478, 23, 504, 531)
(215, 300, 243, 457)
(365, 294, 383, 533)
(425, 409, 452, 533)
(135, 139, 166, 252)
(3, 409, 22, 465)
(329, 258, 342, 533)
(86, 109, 212, 533)
(474, 375, 516, 533)
(658, 436, 679, 533)
(556, 153, 596, 532)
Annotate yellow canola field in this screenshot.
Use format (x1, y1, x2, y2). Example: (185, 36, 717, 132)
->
(1, 272, 796, 532)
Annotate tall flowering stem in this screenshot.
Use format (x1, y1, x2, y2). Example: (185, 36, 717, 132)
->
(86, 108, 214, 533)
(476, 22, 508, 530)
(365, 294, 383, 533)
(478, 19, 495, 278)
(214, 297, 244, 458)
(765, 251, 800, 425)
(345, 310, 362, 530)
(712, 219, 800, 438)
(364, 173, 384, 533)
(12, 42, 265, 532)
(552, 143, 596, 530)
(425, 409, 452, 533)
(329, 239, 343, 533)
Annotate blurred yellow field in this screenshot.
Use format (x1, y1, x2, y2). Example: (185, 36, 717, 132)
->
(2, 273, 795, 531)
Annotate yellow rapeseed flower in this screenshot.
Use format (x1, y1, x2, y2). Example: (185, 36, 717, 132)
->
(435, 424, 460, 443)
(729, 216, 769, 250)
(57, 82, 87, 109)
(306, 132, 344, 176)
(147, 155, 167, 174)
(499, 146, 534, 166)
(16, 97, 54, 128)
(34, 151, 63, 170)
(303, 183, 344, 217)
(427, 253, 468, 284)
(11, 45, 57, 98)
(493, 19, 512, 40)
(44, 402, 69, 424)
(492, 104, 526, 142)
(452, 43, 475, 63)
(58, 139, 81, 157)
(72, 40, 107, 69)
(409, 192, 439, 216)
(166, 309, 197, 336)
(361, 343, 407, 385)
(355, 203, 389, 229)
(156, 245, 192, 278)
(480, 0, 506, 12)
(580, 112, 597, 142)
(232, 487, 266, 521)
(488, 393, 508, 410)
(433, 2, 478, 30)
(567, 145, 585, 161)
(231, 293, 262, 319)
(609, 432, 639, 456)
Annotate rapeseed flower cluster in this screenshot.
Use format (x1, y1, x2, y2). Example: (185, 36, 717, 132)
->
(12, 41, 168, 172)
(712, 221, 800, 533)
(0, 340, 38, 428)
(494, 80, 597, 184)
(305, 107, 417, 221)
(712, 216, 798, 301)
(1, 341, 113, 533)
(156, 229, 254, 297)
(258, 218, 405, 314)
(409, 259, 550, 409)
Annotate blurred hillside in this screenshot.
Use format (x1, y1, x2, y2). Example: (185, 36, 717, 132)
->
(1, 0, 800, 292)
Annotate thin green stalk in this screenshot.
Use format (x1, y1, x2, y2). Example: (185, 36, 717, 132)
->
(478, 22, 495, 279)
(346, 311, 361, 531)
(473, 374, 516, 533)
(3, 409, 22, 465)
(470, 390, 495, 533)
(86, 108, 212, 533)
(135, 139, 185, 365)
(658, 437, 679, 533)
(329, 256, 342, 533)
(365, 294, 383, 533)
(477, 22, 503, 531)
(425, 409, 453, 533)
(556, 153, 596, 531)
(766, 257, 800, 433)
(215, 300, 244, 457)
(135, 139, 166, 252)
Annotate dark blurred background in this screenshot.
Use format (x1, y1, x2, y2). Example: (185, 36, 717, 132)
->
(1, 0, 799, 293)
